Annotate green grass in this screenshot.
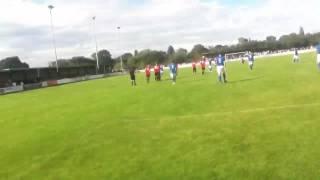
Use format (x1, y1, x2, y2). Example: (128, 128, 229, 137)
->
(1, 53, 320, 180)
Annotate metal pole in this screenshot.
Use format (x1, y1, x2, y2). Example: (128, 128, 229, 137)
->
(117, 27, 123, 72)
(48, 5, 59, 72)
(92, 16, 99, 73)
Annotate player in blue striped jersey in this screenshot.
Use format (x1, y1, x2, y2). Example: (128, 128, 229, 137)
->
(248, 51, 255, 70)
(215, 54, 227, 83)
(169, 62, 178, 85)
(316, 43, 320, 70)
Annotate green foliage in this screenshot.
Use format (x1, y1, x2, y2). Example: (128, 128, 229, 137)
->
(188, 44, 209, 60)
(205, 28, 320, 57)
(92, 49, 114, 73)
(238, 37, 249, 44)
(49, 56, 95, 68)
(167, 45, 175, 56)
(171, 48, 188, 63)
(299, 26, 305, 36)
(114, 53, 133, 70)
(128, 49, 167, 69)
(208, 29, 320, 56)
(266, 36, 277, 42)
(0, 56, 29, 70)
(134, 50, 139, 56)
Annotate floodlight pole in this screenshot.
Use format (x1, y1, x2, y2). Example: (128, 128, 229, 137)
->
(48, 5, 59, 72)
(92, 16, 99, 73)
(117, 26, 123, 72)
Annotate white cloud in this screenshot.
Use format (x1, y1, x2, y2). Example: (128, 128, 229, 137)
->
(0, 0, 320, 67)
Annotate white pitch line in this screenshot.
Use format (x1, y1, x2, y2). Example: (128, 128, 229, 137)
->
(237, 102, 320, 113)
(122, 102, 320, 123)
(180, 102, 320, 119)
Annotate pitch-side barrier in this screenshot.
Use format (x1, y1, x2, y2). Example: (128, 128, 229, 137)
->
(0, 72, 124, 95)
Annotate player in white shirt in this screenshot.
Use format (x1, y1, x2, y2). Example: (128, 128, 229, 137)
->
(208, 58, 213, 72)
(293, 49, 299, 63)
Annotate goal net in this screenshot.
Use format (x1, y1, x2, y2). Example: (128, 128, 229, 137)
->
(225, 52, 248, 61)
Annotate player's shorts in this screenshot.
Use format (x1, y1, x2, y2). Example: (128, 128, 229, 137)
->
(317, 54, 320, 63)
(193, 68, 196, 72)
(216, 65, 225, 75)
(172, 73, 177, 80)
(294, 55, 299, 60)
(209, 65, 212, 69)
(248, 61, 254, 66)
(130, 75, 135, 81)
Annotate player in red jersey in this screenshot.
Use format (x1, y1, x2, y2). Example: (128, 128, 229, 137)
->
(145, 65, 151, 83)
(154, 64, 160, 81)
(192, 61, 197, 74)
(200, 57, 206, 75)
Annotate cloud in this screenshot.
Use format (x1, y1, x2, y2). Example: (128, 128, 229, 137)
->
(0, 0, 319, 67)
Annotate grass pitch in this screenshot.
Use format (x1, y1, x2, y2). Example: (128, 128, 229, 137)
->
(1, 53, 320, 179)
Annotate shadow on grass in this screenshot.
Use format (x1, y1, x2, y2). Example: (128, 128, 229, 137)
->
(228, 77, 263, 84)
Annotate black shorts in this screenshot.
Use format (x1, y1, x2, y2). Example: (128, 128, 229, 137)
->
(193, 68, 196, 72)
(130, 75, 135, 81)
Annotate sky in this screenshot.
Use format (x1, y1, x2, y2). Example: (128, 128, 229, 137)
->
(0, 0, 319, 67)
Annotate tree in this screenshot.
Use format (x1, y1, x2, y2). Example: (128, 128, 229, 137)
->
(134, 50, 139, 56)
(177, 48, 187, 54)
(167, 45, 175, 56)
(92, 49, 114, 73)
(266, 36, 277, 42)
(70, 56, 96, 67)
(172, 48, 188, 63)
(128, 50, 167, 69)
(238, 37, 249, 44)
(299, 26, 305, 36)
(114, 53, 133, 70)
(49, 57, 95, 68)
(0, 56, 29, 70)
(189, 44, 208, 59)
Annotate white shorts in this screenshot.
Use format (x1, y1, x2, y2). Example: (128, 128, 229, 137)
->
(170, 73, 173, 79)
(248, 61, 254, 66)
(216, 66, 225, 76)
(317, 54, 320, 63)
(294, 55, 299, 60)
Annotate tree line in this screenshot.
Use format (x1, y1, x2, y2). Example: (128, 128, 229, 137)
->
(1, 27, 320, 71)
(0, 56, 29, 70)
